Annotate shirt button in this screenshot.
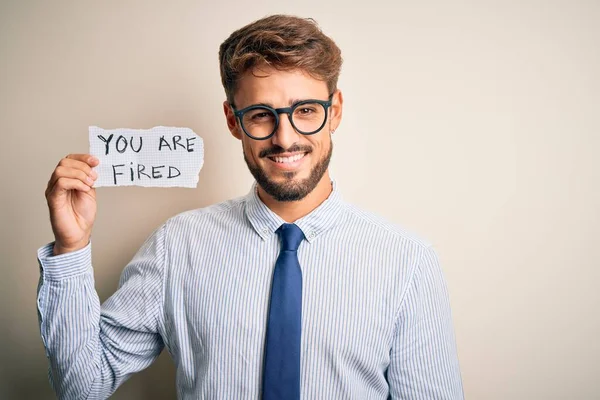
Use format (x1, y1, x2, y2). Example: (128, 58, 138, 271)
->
(262, 228, 269, 234)
(308, 231, 316, 239)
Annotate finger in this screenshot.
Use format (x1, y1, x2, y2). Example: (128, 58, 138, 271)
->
(64, 154, 99, 168)
(57, 158, 97, 178)
(47, 156, 97, 197)
(47, 166, 95, 196)
(49, 177, 92, 196)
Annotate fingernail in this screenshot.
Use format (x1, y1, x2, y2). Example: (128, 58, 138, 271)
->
(90, 170, 98, 179)
(86, 176, 94, 185)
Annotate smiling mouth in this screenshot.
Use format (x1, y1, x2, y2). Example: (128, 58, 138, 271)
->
(267, 152, 308, 164)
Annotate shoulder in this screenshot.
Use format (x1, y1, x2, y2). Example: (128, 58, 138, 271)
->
(341, 201, 433, 251)
(336, 201, 442, 304)
(163, 195, 247, 232)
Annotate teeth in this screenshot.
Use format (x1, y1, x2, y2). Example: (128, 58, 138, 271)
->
(273, 153, 305, 163)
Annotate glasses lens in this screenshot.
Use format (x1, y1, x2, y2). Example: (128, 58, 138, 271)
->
(241, 107, 277, 139)
(291, 102, 327, 134)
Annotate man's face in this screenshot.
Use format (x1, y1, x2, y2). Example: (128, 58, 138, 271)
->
(224, 66, 343, 202)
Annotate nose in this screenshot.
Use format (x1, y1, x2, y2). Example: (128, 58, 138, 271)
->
(271, 112, 301, 150)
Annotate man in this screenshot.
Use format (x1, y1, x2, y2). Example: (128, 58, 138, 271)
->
(38, 14, 464, 399)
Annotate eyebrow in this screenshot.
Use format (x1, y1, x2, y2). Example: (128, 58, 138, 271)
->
(241, 98, 314, 109)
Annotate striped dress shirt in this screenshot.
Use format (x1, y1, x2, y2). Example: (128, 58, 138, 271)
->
(37, 181, 464, 399)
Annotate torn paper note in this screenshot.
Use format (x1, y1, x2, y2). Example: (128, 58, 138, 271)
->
(89, 126, 204, 188)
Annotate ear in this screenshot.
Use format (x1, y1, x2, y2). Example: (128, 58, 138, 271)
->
(329, 89, 343, 132)
(223, 101, 243, 140)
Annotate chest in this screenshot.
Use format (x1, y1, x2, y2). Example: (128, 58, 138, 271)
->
(163, 239, 399, 368)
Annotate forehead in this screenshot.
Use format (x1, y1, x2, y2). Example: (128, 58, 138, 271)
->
(233, 66, 329, 108)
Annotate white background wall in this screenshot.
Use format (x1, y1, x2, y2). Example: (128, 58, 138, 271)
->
(1, 1, 598, 398)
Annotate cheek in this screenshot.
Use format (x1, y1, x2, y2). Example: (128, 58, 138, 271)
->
(242, 140, 264, 162)
(312, 135, 330, 153)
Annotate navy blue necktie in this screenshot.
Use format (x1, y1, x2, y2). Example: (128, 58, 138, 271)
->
(262, 223, 304, 400)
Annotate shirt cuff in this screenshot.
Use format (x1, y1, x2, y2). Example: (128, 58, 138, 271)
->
(37, 242, 92, 280)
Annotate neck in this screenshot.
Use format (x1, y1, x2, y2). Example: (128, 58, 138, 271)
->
(257, 172, 333, 223)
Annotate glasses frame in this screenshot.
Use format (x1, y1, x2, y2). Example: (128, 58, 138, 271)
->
(232, 94, 334, 140)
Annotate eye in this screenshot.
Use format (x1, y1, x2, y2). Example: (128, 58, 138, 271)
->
(296, 106, 317, 115)
(252, 112, 271, 120)
(245, 109, 275, 123)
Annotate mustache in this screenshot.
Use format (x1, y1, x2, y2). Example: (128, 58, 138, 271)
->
(259, 144, 313, 158)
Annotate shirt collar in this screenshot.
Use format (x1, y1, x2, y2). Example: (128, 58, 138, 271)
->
(244, 180, 346, 244)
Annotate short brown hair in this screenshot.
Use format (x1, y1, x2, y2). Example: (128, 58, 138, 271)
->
(218, 14, 343, 105)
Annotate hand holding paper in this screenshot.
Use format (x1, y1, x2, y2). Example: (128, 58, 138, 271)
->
(44, 126, 204, 255)
(89, 126, 204, 188)
(45, 154, 99, 255)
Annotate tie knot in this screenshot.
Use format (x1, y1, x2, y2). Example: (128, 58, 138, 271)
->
(277, 223, 304, 251)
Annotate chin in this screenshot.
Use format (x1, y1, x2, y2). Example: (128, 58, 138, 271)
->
(244, 142, 333, 202)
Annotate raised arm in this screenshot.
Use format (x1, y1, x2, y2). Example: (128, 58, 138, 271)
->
(38, 154, 166, 399)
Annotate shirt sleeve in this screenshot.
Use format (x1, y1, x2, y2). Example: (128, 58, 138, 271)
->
(387, 246, 464, 399)
(36, 225, 167, 400)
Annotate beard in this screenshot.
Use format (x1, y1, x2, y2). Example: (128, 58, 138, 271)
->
(244, 140, 333, 202)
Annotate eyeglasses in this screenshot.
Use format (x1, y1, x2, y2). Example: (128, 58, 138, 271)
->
(232, 95, 333, 140)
